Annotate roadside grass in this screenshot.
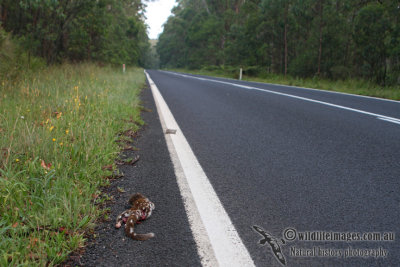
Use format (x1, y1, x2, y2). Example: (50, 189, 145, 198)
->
(0, 63, 144, 265)
(169, 68, 400, 101)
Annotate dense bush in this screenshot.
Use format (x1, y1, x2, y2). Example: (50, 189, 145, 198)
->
(0, 1, 149, 65)
(157, 0, 400, 86)
(0, 27, 45, 80)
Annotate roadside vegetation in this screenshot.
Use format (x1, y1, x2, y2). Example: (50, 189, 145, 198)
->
(0, 61, 144, 265)
(0, 1, 150, 264)
(170, 67, 400, 100)
(158, 1, 400, 96)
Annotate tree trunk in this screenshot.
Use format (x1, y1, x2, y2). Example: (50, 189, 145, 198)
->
(0, 4, 7, 24)
(235, 0, 243, 14)
(317, 0, 324, 76)
(270, 33, 275, 73)
(344, 9, 356, 67)
(284, 0, 288, 77)
(201, 0, 210, 15)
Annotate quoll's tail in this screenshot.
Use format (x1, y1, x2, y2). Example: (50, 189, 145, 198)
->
(131, 232, 155, 241)
(124, 216, 155, 241)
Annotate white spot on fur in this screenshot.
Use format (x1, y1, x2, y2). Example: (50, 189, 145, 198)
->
(129, 228, 134, 234)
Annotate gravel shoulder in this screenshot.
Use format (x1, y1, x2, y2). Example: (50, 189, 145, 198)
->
(68, 84, 202, 266)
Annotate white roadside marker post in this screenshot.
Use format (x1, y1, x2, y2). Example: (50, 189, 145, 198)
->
(123, 64, 126, 73)
(239, 68, 243, 80)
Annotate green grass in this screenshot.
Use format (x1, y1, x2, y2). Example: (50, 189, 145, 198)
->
(170, 68, 400, 101)
(0, 63, 145, 265)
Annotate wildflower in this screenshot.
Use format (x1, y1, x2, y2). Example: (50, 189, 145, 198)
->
(40, 159, 52, 170)
(59, 142, 63, 146)
(65, 129, 69, 134)
(49, 126, 54, 131)
(52, 138, 56, 142)
(20, 116, 24, 119)
(15, 159, 20, 162)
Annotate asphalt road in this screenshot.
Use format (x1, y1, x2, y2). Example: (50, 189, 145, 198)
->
(145, 70, 400, 267)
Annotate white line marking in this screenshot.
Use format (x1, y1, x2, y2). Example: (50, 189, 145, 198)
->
(145, 71, 255, 267)
(164, 70, 400, 104)
(377, 117, 400, 125)
(165, 71, 400, 124)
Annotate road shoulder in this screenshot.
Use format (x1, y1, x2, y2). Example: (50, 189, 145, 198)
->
(68, 84, 202, 266)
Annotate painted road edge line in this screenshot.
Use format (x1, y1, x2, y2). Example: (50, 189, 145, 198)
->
(145, 71, 255, 267)
(377, 117, 400, 125)
(165, 71, 400, 124)
(164, 70, 400, 104)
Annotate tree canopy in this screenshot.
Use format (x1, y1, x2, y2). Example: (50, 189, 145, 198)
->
(0, 0, 150, 65)
(157, 0, 400, 85)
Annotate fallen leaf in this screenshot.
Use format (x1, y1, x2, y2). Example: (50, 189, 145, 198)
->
(30, 237, 39, 247)
(123, 145, 135, 151)
(1, 148, 8, 157)
(117, 187, 125, 193)
(58, 227, 70, 235)
(139, 107, 152, 113)
(166, 128, 177, 134)
(102, 164, 113, 171)
(116, 155, 140, 166)
(121, 129, 138, 138)
(113, 171, 124, 179)
(12, 222, 18, 228)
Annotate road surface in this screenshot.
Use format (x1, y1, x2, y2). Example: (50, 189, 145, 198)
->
(145, 70, 400, 267)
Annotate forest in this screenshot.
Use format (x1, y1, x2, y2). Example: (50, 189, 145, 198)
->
(157, 0, 400, 86)
(0, 0, 150, 66)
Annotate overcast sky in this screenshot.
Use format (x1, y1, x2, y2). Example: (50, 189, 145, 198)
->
(145, 0, 177, 39)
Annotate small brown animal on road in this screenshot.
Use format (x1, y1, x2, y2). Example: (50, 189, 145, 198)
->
(115, 193, 155, 241)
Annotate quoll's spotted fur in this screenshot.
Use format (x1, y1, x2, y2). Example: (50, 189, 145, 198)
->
(115, 193, 155, 241)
